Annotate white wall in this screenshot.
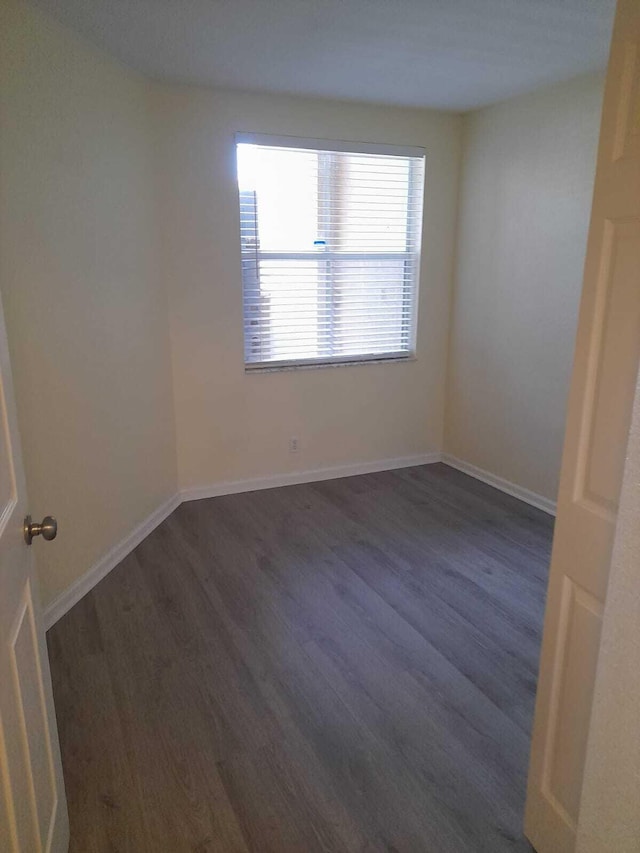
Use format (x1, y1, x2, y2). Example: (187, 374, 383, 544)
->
(154, 85, 462, 491)
(0, 0, 177, 607)
(0, 0, 604, 612)
(445, 74, 605, 502)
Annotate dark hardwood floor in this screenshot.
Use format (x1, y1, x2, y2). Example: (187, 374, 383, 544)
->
(47, 463, 553, 853)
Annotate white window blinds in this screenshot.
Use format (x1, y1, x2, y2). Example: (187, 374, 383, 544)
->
(236, 134, 425, 369)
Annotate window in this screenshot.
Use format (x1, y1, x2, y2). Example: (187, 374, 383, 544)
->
(236, 134, 425, 369)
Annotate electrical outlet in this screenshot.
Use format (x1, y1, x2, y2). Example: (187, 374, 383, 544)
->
(289, 436, 299, 453)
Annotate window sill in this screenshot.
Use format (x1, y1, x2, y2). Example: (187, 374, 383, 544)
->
(245, 356, 417, 374)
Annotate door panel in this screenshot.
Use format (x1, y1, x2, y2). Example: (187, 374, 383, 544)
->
(0, 285, 68, 851)
(580, 219, 640, 511)
(545, 579, 602, 822)
(525, 1, 640, 850)
(11, 585, 59, 847)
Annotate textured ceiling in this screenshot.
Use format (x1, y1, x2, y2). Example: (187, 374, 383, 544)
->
(33, 0, 616, 110)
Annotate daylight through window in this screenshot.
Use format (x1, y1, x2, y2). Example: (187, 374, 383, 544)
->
(236, 134, 425, 368)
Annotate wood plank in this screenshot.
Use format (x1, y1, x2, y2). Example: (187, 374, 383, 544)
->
(48, 463, 548, 851)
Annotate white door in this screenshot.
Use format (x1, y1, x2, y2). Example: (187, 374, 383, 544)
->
(0, 287, 69, 850)
(525, 0, 640, 849)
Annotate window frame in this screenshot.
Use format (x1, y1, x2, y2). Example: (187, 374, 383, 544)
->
(236, 133, 425, 371)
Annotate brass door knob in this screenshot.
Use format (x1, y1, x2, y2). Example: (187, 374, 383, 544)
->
(24, 515, 57, 546)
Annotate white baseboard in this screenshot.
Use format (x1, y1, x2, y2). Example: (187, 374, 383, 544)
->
(441, 454, 557, 516)
(43, 493, 181, 631)
(180, 452, 443, 503)
(44, 450, 555, 630)
(44, 453, 442, 629)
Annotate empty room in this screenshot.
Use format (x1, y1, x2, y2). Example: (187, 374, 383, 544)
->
(1, 1, 639, 851)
